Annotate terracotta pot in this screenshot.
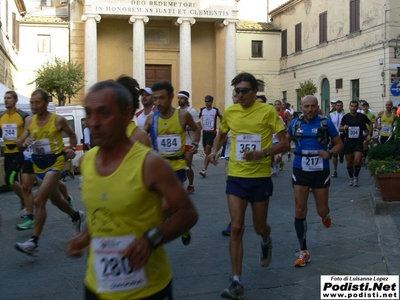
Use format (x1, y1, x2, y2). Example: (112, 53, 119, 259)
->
(375, 173, 400, 201)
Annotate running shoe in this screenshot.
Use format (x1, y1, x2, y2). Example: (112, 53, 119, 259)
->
(279, 161, 285, 171)
(181, 231, 191, 245)
(221, 279, 244, 300)
(287, 153, 291, 162)
(67, 195, 74, 209)
(331, 171, 338, 178)
(20, 207, 27, 219)
(222, 223, 231, 236)
(72, 211, 86, 237)
(294, 250, 311, 267)
(199, 169, 206, 178)
(322, 215, 331, 228)
(15, 238, 38, 256)
(186, 185, 195, 194)
(16, 218, 35, 231)
(353, 177, 359, 187)
(260, 238, 272, 267)
(349, 178, 354, 186)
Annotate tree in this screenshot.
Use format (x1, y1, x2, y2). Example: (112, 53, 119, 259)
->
(298, 79, 317, 98)
(30, 57, 85, 106)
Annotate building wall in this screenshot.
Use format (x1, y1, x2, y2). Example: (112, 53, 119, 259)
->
(0, 0, 22, 92)
(18, 22, 70, 98)
(236, 31, 281, 103)
(271, 0, 400, 113)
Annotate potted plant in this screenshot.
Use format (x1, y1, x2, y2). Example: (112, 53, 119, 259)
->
(367, 141, 400, 201)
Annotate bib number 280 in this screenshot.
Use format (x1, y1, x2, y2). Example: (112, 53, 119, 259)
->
(100, 256, 133, 277)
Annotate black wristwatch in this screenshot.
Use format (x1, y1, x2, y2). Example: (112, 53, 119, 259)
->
(192, 142, 199, 148)
(71, 147, 76, 151)
(144, 228, 163, 249)
(263, 149, 270, 157)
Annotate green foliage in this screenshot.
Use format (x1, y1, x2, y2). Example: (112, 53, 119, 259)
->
(367, 159, 399, 176)
(298, 79, 317, 98)
(29, 57, 84, 106)
(368, 140, 400, 161)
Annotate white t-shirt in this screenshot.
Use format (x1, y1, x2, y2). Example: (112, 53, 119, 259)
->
(136, 110, 154, 130)
(182, 106, 199, 145)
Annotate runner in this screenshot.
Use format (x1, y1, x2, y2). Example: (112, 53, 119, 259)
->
(340, 100, 373, 187)
(14, 89, 85, 255)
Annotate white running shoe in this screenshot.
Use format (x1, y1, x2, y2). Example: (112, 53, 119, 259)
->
(15, 238, 38, 256)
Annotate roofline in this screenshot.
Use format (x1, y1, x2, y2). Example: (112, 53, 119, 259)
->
(269, 0, 303, 17)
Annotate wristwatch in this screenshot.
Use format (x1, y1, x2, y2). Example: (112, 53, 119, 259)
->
(192, 142, 199, 148)
(263, 149, 270, 157)
(144, 228, 163, 249)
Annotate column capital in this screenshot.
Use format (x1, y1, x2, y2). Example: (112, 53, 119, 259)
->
(129, 16, 149, 24)
(81, 14, 101, 23)
(174, 17, 196, 26)
(220, 18, 239, 27)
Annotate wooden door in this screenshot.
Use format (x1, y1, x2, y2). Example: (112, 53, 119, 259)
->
(145, 65, 171, 87)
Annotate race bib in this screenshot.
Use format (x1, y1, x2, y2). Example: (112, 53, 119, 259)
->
(156, 134, 182, 155)
(2, 123, 17, 140)
(348, 126, 360, 139)
(203, 116, 214, 131)
(31, 139, 52, 155)
(301, 150, 323, 171)
(236, 134, 262, 161)
(93, 235, 148, 293)
(381, 125, 391, 135)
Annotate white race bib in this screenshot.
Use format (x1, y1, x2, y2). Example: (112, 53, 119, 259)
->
(235, 134, 262, 161)
(348, 126, 360, 139)
(381, 125, 391, 135)
(156, 134, 182, 155)
(93, 235, 148, 293)
(203, 116, 214, 131)
(2, 123, 17, 140)
(301, 150, 323, 171)
(31, 139, 52, 155)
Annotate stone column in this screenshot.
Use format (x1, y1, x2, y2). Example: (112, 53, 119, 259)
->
(81, 14, 101, 92)
(175, 18, 196, 94)
(222, 19, 238, 108)
(129, 16, 149, 89)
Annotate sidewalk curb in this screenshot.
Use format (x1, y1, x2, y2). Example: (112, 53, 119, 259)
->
(369, 188, 400, 215)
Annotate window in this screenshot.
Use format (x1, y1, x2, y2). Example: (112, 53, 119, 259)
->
(37, 34, 51, 53)
(319, 11, 327, 44)
(281, 30, 287, 57)
(251, 40, 263, 58)
(282, 91, 287, 103)
(296, 89, 301, 111)
(12, 13, 19, 50)
(350, 0, 360, 33)
(295, 23, 302, 52)
(351, 79, 359, 101)
(336, 79, 343, 89)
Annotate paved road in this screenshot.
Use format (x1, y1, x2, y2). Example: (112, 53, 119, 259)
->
(0, 154, 399, 299)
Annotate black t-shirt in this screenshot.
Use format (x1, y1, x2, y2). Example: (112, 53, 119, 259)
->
(340, 112, 370, 144)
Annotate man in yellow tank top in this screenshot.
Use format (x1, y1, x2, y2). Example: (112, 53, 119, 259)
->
(143, 81, 200, 246)
(67, 80, 198, 300)
(375, 100, 397, 144)
(14, 89, 85, 256)
(0, 91, 29, 215)
(209, 72, 288, 300)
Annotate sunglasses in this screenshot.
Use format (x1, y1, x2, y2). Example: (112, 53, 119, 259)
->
(234, 88, 252, 94)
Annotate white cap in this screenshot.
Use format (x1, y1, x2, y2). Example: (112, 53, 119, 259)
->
(330, 99, 338, 104)
(140, 87, 152, 95)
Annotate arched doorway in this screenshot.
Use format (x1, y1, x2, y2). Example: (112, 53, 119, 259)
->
(320, 78, 330, 115)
